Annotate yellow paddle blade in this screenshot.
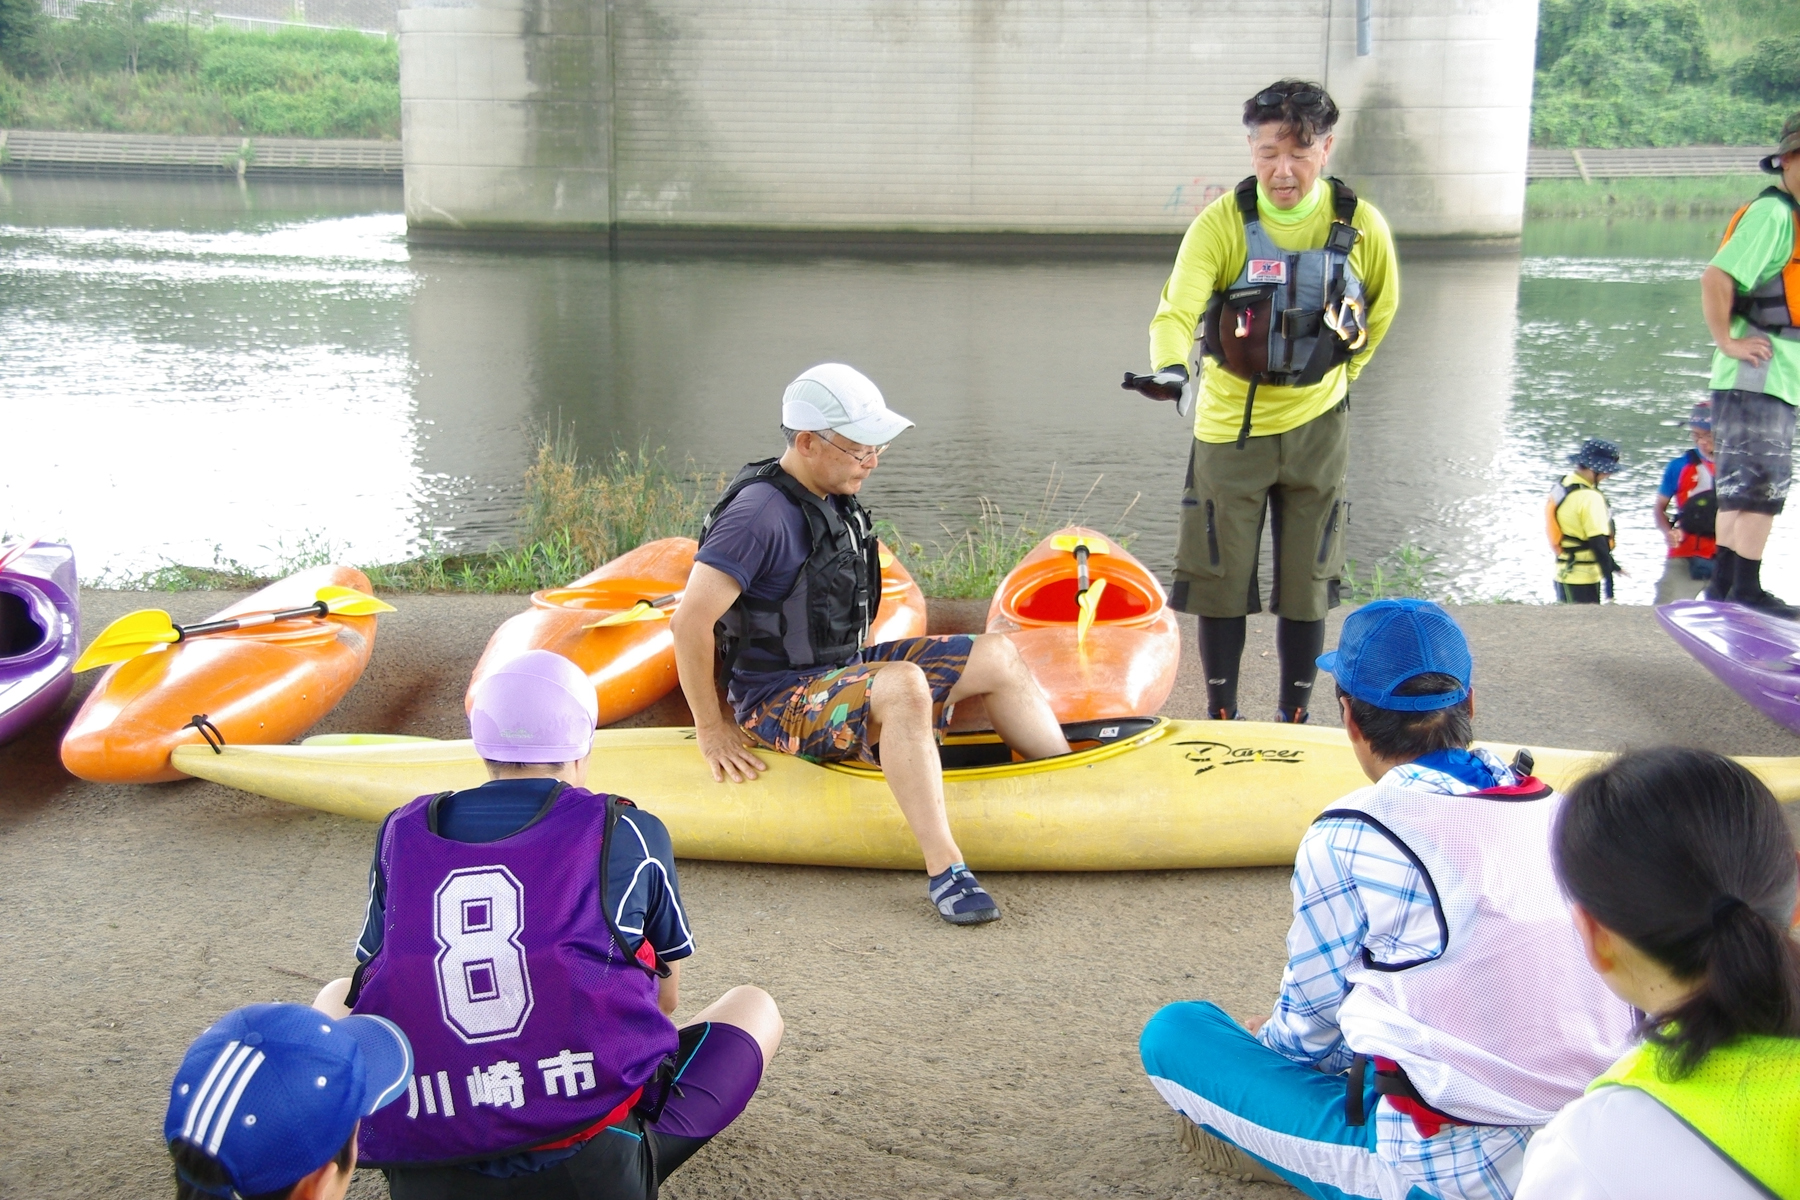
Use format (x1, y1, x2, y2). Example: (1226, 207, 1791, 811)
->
(73, 609, 180, 672)
(879, 548, 896, 569)
(585, 600, 671, 629)
(314, 585, 396, 616)
(1075, 578, 1108, 648)
(1051, 535, 1110, 556)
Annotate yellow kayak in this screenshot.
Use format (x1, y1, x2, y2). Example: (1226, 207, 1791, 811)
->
(172, 721, 1800, 871)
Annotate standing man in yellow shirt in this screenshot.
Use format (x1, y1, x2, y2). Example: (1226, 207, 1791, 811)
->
(1126, 81, 1399, 723)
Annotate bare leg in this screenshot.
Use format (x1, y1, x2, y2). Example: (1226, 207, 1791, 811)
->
(1718, 510, 1774, 558)
(313, 977, 352, 1019)
(680, 985, 784, 1065)
(945, 633, 1071, 760)
(866, 661, 962, 875)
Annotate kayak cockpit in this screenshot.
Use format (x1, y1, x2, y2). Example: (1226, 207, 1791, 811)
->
(830, 716, 1171, 780)
(0, 582, 52, 660)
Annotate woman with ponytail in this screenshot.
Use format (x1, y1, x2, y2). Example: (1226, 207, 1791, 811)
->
(1516, 746, 1800, 1199)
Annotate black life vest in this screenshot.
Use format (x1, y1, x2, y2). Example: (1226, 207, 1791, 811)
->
(698, 458, 881, 677)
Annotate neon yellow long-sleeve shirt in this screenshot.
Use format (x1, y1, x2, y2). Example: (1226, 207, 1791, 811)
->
(1149, 178, 1400, 443)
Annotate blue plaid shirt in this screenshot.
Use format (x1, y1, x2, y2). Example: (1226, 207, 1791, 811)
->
(1257, 748, 1535, 1200)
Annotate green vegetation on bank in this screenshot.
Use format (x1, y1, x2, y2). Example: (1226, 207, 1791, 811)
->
(1525, 175, 1762, 218)
(95, 440, 1142, 602)
(0, 1, 397, 138)
(1532, 0, 1799, 148)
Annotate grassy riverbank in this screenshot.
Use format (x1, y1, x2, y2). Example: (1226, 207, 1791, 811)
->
(0, 11, 397, 139)
(1524, 175, 1764, 218)
(98, 438, 1140, 601)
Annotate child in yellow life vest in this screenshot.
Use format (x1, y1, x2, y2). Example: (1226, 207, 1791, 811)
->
(1548, 439, 1624, 603)
(1516, 747, 1800, 1200)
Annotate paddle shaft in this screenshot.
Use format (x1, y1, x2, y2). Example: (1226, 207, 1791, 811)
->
(178, 600, 329, 640)
(1075, 546, 1090, 596)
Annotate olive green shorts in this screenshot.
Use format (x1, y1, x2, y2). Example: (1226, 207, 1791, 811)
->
(1170, 401, 1348, 621)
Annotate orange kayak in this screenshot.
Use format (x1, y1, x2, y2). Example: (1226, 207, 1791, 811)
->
(469, 538, 930, 729)
(467, 538, 698, 729)
(870, 545, 928, 644)
(984, 527, 1180, 723)
(61, 565, 384, 784)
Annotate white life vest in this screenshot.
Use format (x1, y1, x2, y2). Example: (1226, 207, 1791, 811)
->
(1328, 775, 1638, 1126)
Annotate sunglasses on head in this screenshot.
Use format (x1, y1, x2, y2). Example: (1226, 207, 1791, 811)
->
(1253, 86, 1325, 109)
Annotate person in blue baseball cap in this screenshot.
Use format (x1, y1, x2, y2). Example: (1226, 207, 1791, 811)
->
(1140, 600, 1637, 1200)
(166, 1002, 412, 1200)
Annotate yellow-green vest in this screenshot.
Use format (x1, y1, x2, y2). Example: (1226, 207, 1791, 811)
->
(1591, 1037, 1800, 1199)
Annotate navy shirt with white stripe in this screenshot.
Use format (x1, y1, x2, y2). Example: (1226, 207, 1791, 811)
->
(355, 777, 693, 965)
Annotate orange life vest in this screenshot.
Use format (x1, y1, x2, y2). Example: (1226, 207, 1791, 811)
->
(1721, 187, 1800, 332)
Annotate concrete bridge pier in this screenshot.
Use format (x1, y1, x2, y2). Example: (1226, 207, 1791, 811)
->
(400, 0, 612, 241)
(400, 1, 1539, 245)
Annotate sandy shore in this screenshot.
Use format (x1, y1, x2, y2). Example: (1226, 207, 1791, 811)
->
(4, 592, 1796, 1199)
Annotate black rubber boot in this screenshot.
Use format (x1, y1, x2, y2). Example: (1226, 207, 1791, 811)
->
(1728, 556, 1800, 619)
(1275, 618, 1326, 717)
(1705, 547, 1737, 602)
(1198, 616, 1247, 718)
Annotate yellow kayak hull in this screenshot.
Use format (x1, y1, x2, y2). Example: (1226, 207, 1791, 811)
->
(172, 722, 1800, 871)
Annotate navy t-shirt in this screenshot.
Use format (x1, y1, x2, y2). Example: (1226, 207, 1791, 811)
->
(355, 777, 693, 965)
(695, 479, 863, 719)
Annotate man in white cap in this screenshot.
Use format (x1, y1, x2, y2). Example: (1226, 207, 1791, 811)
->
(671, 363, 1070, 926)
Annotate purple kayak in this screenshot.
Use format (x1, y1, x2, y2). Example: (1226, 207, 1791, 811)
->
(0, 540, 79, 746)
(1657, 599, 1800, 735)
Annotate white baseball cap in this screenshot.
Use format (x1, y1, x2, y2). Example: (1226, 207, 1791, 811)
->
(781, 363, 915, 447)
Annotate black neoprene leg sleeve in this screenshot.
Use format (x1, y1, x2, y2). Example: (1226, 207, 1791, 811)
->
(1276, 617, 1327, 719)
(1197, 616, 1247, 717)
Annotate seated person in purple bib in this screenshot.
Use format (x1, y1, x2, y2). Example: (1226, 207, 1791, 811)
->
(1139, 599, 1637, 1200)
(165, 1001, 413, 1200)
(312, 649, 783, 1199)
(671, 362, 1071, 926)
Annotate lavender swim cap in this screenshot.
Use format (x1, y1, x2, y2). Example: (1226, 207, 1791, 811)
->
(469, 650, 599, 763)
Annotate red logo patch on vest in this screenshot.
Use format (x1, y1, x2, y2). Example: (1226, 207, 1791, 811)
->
(1247, 259, 1288, 284)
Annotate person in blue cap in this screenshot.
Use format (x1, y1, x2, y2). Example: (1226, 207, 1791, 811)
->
(165, 1001, 413, 1200)
(1549, 439, 1624, 604)
(1140, 599, 1635, 1200)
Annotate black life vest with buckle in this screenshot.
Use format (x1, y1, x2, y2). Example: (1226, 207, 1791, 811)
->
(1200, 176, 1370, 446)
(698, 458, 880, 678)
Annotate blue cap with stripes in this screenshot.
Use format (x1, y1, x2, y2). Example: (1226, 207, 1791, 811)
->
(165, 1003, 411, 1196)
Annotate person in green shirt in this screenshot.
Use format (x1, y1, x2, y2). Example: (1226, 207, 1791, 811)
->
(1128, 80, 1400, 722)
(1700, 111, 1800, 617)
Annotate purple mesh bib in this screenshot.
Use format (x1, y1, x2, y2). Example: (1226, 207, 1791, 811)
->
(353, 785, 678, 1165)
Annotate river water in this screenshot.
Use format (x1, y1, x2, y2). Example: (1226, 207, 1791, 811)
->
(2, 173, 1788, 604)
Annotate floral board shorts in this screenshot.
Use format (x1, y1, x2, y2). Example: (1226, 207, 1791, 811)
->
(738, 635, 976, 766)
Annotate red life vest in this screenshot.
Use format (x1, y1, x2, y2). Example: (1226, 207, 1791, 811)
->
(1665, 448, 1716, 560)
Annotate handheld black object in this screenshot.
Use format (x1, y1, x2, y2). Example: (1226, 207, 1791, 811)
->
(1121, 371, 1184, 403)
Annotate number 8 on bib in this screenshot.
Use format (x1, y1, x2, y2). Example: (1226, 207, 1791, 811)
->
(435, 866, 534, 1042)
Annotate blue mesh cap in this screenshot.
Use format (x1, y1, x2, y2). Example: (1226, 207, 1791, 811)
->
(165, 1003, 412, 1196)
(1317, 599, 1472, 712)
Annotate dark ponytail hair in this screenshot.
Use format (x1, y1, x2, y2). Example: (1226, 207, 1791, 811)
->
(1554, 747, 1800, 1076)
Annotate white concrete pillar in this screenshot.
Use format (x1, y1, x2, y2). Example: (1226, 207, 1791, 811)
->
(400, 0, 613, 239)
(1324, 0, 1540, 239)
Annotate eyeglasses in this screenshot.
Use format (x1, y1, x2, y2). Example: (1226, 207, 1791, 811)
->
(1253, 85, 1324, 109)
(819, 434, 888, 466)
